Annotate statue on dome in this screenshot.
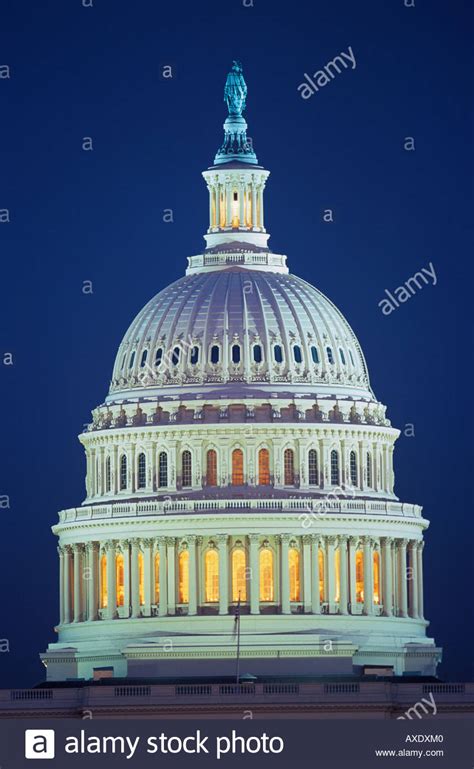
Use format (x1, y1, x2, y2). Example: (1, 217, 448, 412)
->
(224, 61, 247, 116)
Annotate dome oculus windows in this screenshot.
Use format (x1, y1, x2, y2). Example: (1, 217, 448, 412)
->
(190, 346, 199, 365)
(273, 344, 283, 363)
(231, 344, 241, 364)
(253, 344, 262, 363)
(210, 345, 220, 364)
(293, 345, 302, 364)
(326, 347, 334, 365)
(310, 345, 319, 364)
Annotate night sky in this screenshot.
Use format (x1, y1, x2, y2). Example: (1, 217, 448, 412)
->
(0, 0, 472, 687)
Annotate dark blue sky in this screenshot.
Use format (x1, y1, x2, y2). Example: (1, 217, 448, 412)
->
(0, 0, 472, 686)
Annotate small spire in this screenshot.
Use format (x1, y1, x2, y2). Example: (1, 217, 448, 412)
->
(214, 62, 258, 165)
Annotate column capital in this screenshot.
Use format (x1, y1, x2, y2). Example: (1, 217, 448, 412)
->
(63, 544, 73, 555)
(302, 534, 312, 545)
(326, 535, 337, 546)
(276, 533, 291, 544)
(217, 534, 228, 545)
(57, 545, 65, 557)
(349, 535, 359, 547)
(104, 539, 117, 550)
(165, 536, 176, 547)
(417, 540, 425, 551)
(142, 538, 154, 547)
(380, 536, 394, 547)
(156, 536, 167, 547)
(248, 533, 260, 544)
(72, 543, 85, 554)
(130, 537, 141, 548)
(338, 534, 349, 546)
(187, 534, 197, 544)
(398, 538, 409, 548)
(86, 541, 99, 553)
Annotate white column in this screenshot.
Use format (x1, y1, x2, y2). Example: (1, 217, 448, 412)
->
(58, 547, 65, 624)
(239, 181, 245, 227)
(381, 537, 393, 616)
(167, 537, 176, 615)
(320, 439, 329, 489)
(310, 536, 321, 614)
(249, 534, 260, 615)
(73, 544, 84, 622)
(251, 182, 257, 228)
(208, 185, 213, 229)
(121, 540, 130, 617)
(363, 536, 373, 616)
(131, 538, 140, 618)
(225, 182, 232, 226)
(326, 536, 336, 613)
(302, 535, 312, 613)
(63, 545, 72, 624)
(279, 535, 290, 615)
(408, 540, 419, 618)
(188, 535, 197, 616)
(398, 539, 408, 617)
(158, 538, 168, 616)
(218, 534, 229, 615)
(339, 536, 349, 615)
(143, 538, 153, 617)
(358, 440, 365, 492)
(348, 537, 357, 613)
(417, 541, 425, 619)
(106, 540, 117, 619)
(86, 542, 99, 622)
(112, 445, 118, 494)
(257, 184, 264, 228)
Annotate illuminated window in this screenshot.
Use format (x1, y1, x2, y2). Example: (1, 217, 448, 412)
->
(366, 453, 372, 488)
(137, 452, 146, 489)
(311, 345, 319, 364)
(326, 347, 334, 365)
(308, 449, 318, 485)
(129, 351, 136, 369)
(330, 450, 339, 485)
(116, 553, 124, 607)
(335, 547, 340, 603)
(289, 548, 300, 602)
(138, 551, 144, 605)
(140, 349, 148, 367)
(284, 448, 295, 485)
(154, 552, 160, 604)
(232, 344, 241, 364)
(232, 548, 246, 602)
(253, 344, 262, 363)
(356, 550, 364, 603)
(179, 550, 189, 603)
(190, 346, 199, 365)
(293, 345, 302, 364)
(339, 348, 346, 365)
(155, 348, 163, 367)
(207, 449, 217, 486)
(258, 448, 270, 485)
(205, 548, 219, 602)
(350, 451, 358, 486)
(100, 554, 107, 608)
(172, 346, 180, 366)
(274, 344, 283, 363)
(158, 452, 168, 488)
(210, 345, 220, 364)
(182, 450, 192, 487)
(119, 455, 127, 490)
(105, 456, 111, 492)
(318, 548, 325, 601)
(373, 551, 380, 604)
(259, 548, 274, 602)
(232, 449, 244, 485)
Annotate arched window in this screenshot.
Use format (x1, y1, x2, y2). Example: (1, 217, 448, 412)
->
(140, 349, 148, 368)
(210, 345, 220, 364)
(258, 448, 270, 485)
(182, 450, 192, 488)
(119, 455, 127, 490)
(137, 452, 146, 489)
(232, 344, 241, 364)
(373, 551, 380, 605)
(232, 548, 246, 602)
(154, 552, 160, 604)
(155, 348, 163, 367)
(274, 344, 283, 363)
(366, 453, 373, 488)
(308, 449, 318, 485)
(293, 345, 302, 364)
(129, 351, 136, 369)
(171, 346, 180, 366)
(339, 348, 346, 365)
(232, 448, 244, 485)
(311, 345, 319, 364)
(138, 551, 144, 605)
(190, 346, 199, 365)
(326, 347, 334, 365)
(253, 344, 262, 363)
(207, 449, 217, 486)
(105, 456, 111, 492)
(116, 553, 124, 607)
(259, 548, 274, 602)
(284, 448, 295, 485)
(100, 554, 107, 608)
(158, 452, 168, 488)
(289, 548, 300, 602)
(178, 550, 189, 603)
(319, 548, 325, 601)
(355, 550, 364, 603)
(205, 548, 219, 602)
(330, 450, 339, 485)
(350, 450, 358, 486)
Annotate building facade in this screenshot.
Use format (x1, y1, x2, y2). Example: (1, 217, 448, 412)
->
(41, 64, 441, 682)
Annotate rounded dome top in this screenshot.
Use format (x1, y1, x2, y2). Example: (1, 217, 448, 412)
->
(108, 266, 373, 403)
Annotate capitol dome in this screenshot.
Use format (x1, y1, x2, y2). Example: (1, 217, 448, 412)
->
(42, 63, 440, 683)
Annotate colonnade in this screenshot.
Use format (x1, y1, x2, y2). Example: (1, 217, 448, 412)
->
(58, 535, 424, 625)
(204, 173, 268, 232)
